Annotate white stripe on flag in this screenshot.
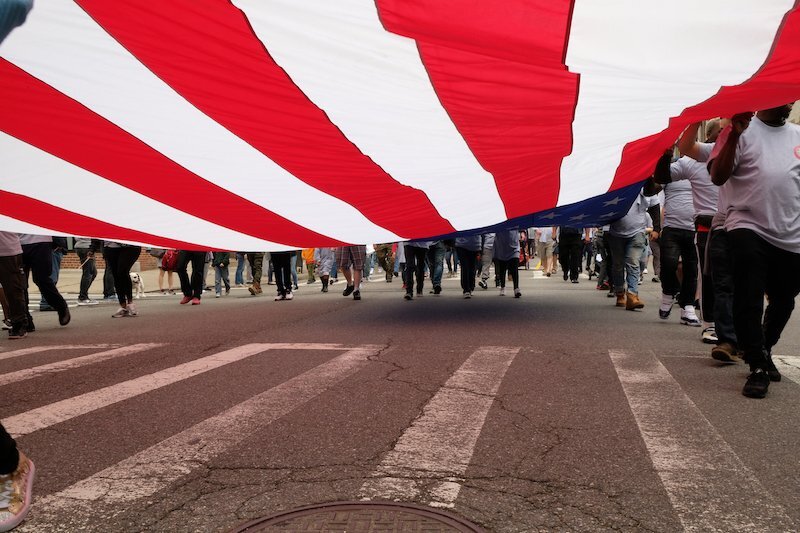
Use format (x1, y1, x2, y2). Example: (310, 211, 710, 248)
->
(0, 134, 288, 250)
(0, 344, 162, 387)
(609, 349, 795, 531)
(360, 346, 519, 508)
(26, 345, 377, 529)
(0, 0, 398, 246)
(0, 344, 117, 362)
(236, 0, 508, 231)
(559, 0, 794, 205)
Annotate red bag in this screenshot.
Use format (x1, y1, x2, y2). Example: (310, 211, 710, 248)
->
(161, 250, 179, 271)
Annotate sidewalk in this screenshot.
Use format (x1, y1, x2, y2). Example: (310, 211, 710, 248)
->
(28, 268, 172, 300)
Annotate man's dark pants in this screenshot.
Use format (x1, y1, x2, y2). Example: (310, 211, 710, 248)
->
(22, 242, 67, 323)
(76, 248, 97, 300)
(708, 229, 738, 345)
(728, 228, 800, 367)
(177, 251, 206, 299)
(0, 255, 27, 329)
(659, 227, 698, 308)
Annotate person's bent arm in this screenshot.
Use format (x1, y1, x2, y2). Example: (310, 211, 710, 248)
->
(653, 150, 673, 184)
(647, 204, 662, 235)
(711, 112, 751, 186)
(677, 123, 703, 160)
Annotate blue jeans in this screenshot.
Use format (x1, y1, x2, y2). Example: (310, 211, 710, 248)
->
(608, 232, 646, 295)
(290, 253, 298, 288)
(426, 242, 445, 287)
(235, 252, 246, 285)
(214, 265, 230, 294)
(40, 248, 64, 308)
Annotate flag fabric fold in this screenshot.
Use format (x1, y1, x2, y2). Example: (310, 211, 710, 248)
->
(1, 0, 798, 250)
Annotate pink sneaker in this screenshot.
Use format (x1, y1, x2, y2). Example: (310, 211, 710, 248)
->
(179, 296, 191, 305)
(0, 452, 35, 532)
(191, 298, 201, 305)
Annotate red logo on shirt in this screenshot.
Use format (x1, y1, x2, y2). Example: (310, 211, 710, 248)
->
(795, 145, 800, 159)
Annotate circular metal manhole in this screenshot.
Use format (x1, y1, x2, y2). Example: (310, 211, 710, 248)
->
(229, 501, 486, 532)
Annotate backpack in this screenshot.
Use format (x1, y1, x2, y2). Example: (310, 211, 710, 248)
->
(161, 250, 179, 271)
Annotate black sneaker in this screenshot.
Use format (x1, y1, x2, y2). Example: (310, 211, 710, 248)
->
(765, 352, 782, 382)
(352, 290, 361, 301)
(478, 280, 488, 290)
(433, 285, 442, 295)
(8, 326, 27, 340)
(404, 293, 412, 301)
(742, 368, 770, 398)
(25, 321, 35, 333)
(58, 307, 71, 326)
(342, 284, 355, 297)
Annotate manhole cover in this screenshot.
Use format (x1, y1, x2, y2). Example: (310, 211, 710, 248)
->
(229, 501, 485, 532)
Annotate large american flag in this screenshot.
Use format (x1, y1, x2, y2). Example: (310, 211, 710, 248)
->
(1, 0, 799, 250)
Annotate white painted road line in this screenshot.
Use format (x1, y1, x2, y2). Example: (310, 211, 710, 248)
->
(360, 346, 520, 508)
(26, 345, 380, 529)
(0, 344, 117, 362)
(0, 343, 162, 387)
(775, 355, 800, 385)
(4, 343, 278, 437)
(609, 349, 795, 532)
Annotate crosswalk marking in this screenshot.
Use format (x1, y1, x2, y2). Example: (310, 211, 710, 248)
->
(9, 343, 357, 437)
(775, 355, 800, 385)
(0, 344, 117, 362)
(609, 349, 795, 532)
(0, 343, 162, 387)
(24, 345, 380, 530)
(360, 346, 519, 508)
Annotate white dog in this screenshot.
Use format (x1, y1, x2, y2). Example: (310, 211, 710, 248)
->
(130, 272, 146, 299)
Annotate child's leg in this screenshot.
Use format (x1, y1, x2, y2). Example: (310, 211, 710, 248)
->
(496, 260, 507, 289)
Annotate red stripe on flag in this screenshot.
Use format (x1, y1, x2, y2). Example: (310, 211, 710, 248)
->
(607, 4, 800, 192)
(0, 190, 204, 251)
(0, 60, 343, 248)
(77, 0, 455, 239)
(377, 0, 578, 219)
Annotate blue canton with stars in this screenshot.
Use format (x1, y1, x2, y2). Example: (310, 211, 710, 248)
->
(427, 180, 645, 241)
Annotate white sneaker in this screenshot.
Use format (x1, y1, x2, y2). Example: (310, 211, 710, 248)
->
(702, 326, 718, 344)
(285, 292, 294, 300)
(111, 307, 128, 318)
(464, 292, 471, 299)
(514, 288, 522, 298)
(274, 294, 286, 301)
(499, 288, 505, 296)
(127, 303, 138, 317)
(659, 293, 674, 320)
(77, 298, 98, 306)
(215, 293, 221, 298)
(680, 305, 701, 327)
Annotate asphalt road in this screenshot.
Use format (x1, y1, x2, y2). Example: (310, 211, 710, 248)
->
(4, 269, 800, 532)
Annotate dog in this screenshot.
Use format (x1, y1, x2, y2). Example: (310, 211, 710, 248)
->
(130, 272, 146, 299)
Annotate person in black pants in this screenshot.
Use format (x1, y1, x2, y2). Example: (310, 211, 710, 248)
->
(19, 235, 70, 330)
(557, 226, 585, 283)
(176, 250, 207, 305)
(104, 242, 142, 317)
(270, 251, 294, 301)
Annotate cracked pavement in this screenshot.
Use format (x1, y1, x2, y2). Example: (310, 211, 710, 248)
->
(6, 273, 800, 532)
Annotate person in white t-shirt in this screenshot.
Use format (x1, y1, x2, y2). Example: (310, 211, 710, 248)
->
(710, 103, 800, 398)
